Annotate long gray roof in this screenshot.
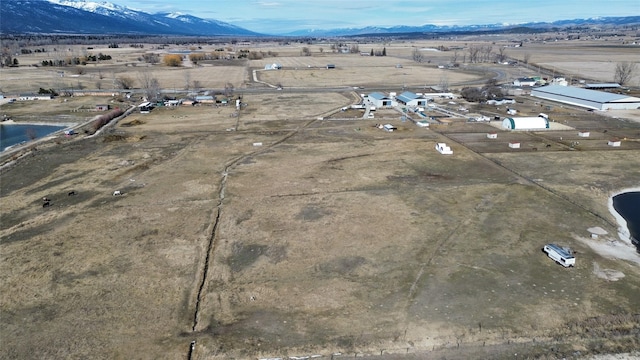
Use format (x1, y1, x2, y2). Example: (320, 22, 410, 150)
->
(532, 85, 627, 103)
(368, 92, 389, 100)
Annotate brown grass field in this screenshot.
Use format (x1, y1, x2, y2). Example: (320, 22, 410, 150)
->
(1, 37, 640, 359)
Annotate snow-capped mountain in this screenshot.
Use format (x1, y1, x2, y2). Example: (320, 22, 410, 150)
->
(1, 0, 638, 37)
(0, 0, 261, 36)
(283, 16, 640, 37)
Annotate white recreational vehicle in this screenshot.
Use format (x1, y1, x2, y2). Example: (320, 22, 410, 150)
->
(543, 244, 575, 267)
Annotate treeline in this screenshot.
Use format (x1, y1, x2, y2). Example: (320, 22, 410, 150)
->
(40, 53, 112, 66)
(93, 108, 124, 132)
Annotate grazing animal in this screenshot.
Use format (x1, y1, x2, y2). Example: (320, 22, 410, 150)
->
(42, 197, 50, 202)
(113, 190, 122, 196)
(68, 191, 77, 196)
(42, 201, 51, 208)
(545, 144, 551, 148)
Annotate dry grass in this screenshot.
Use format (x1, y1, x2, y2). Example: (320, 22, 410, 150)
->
(1, 36, 640, 360)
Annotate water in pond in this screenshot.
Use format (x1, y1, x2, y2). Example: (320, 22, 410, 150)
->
(0, 124, 66, 151)
(612, 191, 640, 252)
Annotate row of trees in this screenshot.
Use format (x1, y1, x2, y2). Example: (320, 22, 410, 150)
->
(39, 53, 112, 67)
(93, 108, 124, 132)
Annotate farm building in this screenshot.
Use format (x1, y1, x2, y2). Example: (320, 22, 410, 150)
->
(95, 104, 110, 111)
(435, 143, 453, 154)
(513, 77, 537, 87)
(486, 98, 515, 105)
(19, 93, 53, 100)
(608, 139, 621, 147)
(584, 83, 620, 90)
(509, 142, 521, 149)
(531, 85, 640, 110)
(578, 131, 590, 138)
(487, 132, 498, 139)
(264, 63, 282, 70)
(395, 91, 428, 107)
(195, 95, 215, 103)
(502, 116, 549, 130)
(366, 92, 396, 108)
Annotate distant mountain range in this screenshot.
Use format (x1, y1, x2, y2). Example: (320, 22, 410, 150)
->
(1, 0, 639, 37)
(0, 0, 261, 36)
(284, 16, 640, 37)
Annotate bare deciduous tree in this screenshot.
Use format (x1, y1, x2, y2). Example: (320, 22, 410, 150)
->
(412, 48, 424, 63)
(523, 52, 531, 64)
(614, 62, 637, 85)
(482, 45, 493, 63)
(438, 73, 449, 92)
(224, 82, 234, 97)
(116, 76, 134, 90)
(137, 70, 160, 101)
(496, 47, 508, 63)
(468, 45, 480, 63)
(192, 80, 202, 93)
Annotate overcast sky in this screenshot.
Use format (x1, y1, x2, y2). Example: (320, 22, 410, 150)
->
(113, 0, 640, 34)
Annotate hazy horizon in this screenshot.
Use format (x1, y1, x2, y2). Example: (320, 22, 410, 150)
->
(105, 0, 640, 34)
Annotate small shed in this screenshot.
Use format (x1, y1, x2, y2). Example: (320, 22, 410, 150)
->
(326, 64, 335, 69)
(487, 132, 498, 139)
(435, 143, 453, 155)
(95, 104, 110, 111)
(383, 124, 397, 132)
(509, 142, 521, 149)
(195, 95, 215, 103)
(578, 131, 590, 138)
(608, 138, 621, 147)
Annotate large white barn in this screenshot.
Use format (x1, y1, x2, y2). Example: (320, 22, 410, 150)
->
(531, 85, 640, 110)
(366, 92, 396, 108)
(395, 91, 428, 107)
(502, 116, 549, 130)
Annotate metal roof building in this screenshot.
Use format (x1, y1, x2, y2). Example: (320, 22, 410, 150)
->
(395, 91, 427, 107)
(366, 92, 395, 108)
(584, 83, 620, 89)
(531, 85, 640, 110)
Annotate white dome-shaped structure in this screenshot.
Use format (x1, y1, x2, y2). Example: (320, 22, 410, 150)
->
(502, 116, 549, 130)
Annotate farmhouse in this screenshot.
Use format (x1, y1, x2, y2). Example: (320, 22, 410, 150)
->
(366, 92, 396, 108)
(531, 85, 640, 110)
(502, 116, 549, 130)
(395, 91, 428, 107)
(513, 77, 537, 87)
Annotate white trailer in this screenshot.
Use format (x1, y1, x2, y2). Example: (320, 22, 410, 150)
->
(543, 244, 575, 267)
